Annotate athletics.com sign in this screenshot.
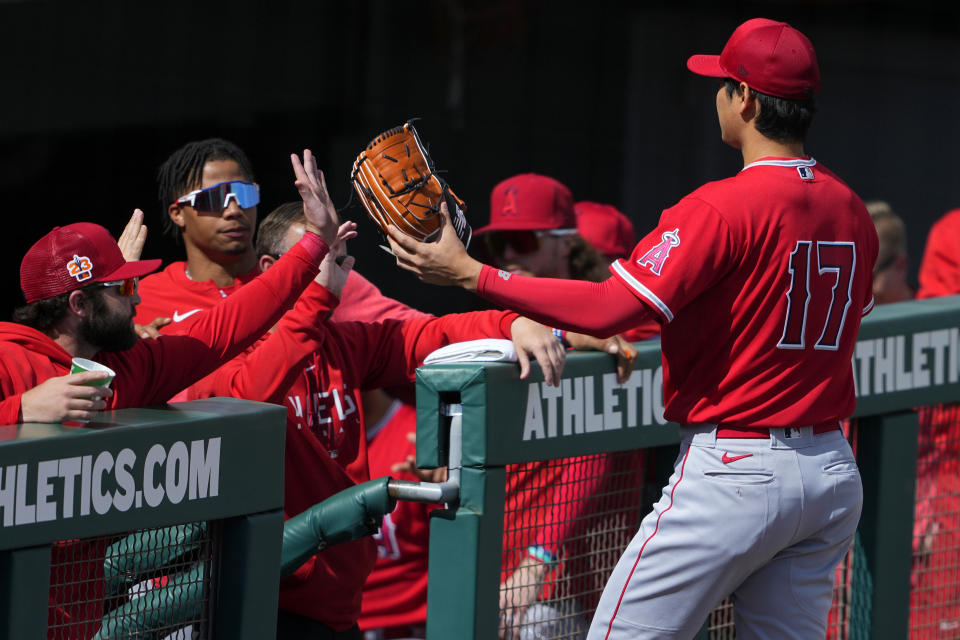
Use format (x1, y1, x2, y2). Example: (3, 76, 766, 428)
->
(0, 437, 220, 527)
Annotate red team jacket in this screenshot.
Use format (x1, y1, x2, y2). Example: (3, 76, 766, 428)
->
(135, 266, 518, 630)
(0, 237, 327, 638)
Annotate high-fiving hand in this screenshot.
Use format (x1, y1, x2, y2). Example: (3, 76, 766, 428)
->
(291, 149, 340, 245)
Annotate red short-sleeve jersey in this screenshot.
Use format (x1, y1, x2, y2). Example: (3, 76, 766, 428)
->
(611, 158, 878, 427)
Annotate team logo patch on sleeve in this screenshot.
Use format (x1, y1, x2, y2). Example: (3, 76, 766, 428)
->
(498, 269, 512, 281)
(637, 229, 680, 276)
(67, 254, 93, 282)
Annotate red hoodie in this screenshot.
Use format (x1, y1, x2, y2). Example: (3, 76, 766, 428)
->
(0, 233, 328, 639)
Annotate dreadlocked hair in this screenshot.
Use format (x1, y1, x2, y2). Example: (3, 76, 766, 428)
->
(157, 138, 256, 240)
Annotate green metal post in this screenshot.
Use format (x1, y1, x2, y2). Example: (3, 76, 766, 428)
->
(214, 510, 285, 639)
(855, 410, 918, 639)
(0, 545, 50, 639)
(426, 465, 506, 639)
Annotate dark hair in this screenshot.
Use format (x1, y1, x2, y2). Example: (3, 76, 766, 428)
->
(157, 138, 256, 240)
(724, 79, 817, 144)
(568, 235, 610, 282)
(12, 291, 72, 330)
(256, 202, 306, 257)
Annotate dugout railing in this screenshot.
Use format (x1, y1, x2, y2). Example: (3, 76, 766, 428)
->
(0, 397, 287, 640)
(416, 295, 960, 639)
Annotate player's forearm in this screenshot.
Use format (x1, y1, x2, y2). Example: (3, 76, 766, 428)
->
(188, 287, 336, 403)
(140, 233, 330, 404)
(182, 232, 328, 360)
(405, 310, 518, 366)
(477, 266, 651, 337)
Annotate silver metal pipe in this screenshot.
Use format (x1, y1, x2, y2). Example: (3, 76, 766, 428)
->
(386, 403, 462, 506)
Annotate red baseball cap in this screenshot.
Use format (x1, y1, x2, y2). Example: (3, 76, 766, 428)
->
(476, 173, 577, 235)
(686, 18, 820, 100)
(20, 223, 161, 303)
(575, 202, 636, 259)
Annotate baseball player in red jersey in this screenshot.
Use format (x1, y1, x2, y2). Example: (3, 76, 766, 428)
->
(917, 208, 960, 299)
(134, 165, 566, 639)
(385, 18, 878, 639)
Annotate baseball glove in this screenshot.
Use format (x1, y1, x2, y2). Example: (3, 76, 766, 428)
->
(351, 121, 472, 249)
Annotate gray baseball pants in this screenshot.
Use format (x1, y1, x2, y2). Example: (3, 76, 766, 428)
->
(588, 424, 862, 640)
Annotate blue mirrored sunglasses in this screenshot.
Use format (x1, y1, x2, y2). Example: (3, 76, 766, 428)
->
(175, 180, 260, 213)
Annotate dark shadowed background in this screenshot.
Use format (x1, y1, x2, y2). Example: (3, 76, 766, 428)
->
(1, 0, 958, 319)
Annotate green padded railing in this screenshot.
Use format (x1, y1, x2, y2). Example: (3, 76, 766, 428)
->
(417, 295, 960, 639)
(0, 397, 287, 639)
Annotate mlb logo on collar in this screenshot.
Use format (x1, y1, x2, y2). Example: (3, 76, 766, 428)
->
(797, 166, 815, 180)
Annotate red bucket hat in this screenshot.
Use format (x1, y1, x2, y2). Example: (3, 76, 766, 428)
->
(575, 202, 636, 260)
(20, 223, 161, 303)
(686, 18, 820, 100)
(476, 173, 577, 235)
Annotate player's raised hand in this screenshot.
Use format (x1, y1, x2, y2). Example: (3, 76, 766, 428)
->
(117, 208, 148, 261)
(565, 332, 638, 383)
(20, 372, 114, 423)
(315, 222, 358, 298)
(386, 202, 483, 290)
(291, 149, 339, 244)
(510, 317, 566, 387)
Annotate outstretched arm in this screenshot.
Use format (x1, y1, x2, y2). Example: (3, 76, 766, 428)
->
(185, 230, 355, 404)
(387, 203, 653, 336)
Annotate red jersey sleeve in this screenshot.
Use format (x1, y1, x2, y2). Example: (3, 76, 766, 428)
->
(101, 234, 328, 407)
(184, 283, 339, 404)
(333, 270, 432, 323)
(477, 268, 652, 338)
(335, 310, 519, 391)
(918, 209, 960, 299)
(610, 198, 736, 323)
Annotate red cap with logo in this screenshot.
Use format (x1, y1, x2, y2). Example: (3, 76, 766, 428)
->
(575, 201, 636, 259)
(476, 173, 577, 235)
(686, 18, 819, 100)
(20, 223, 162, 303)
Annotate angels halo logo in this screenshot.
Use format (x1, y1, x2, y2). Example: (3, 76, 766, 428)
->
(637, 229, 680, 276)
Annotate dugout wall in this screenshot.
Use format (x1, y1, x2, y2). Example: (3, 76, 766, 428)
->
(0, 397, 286, 639)
(417, 295, 960, 639)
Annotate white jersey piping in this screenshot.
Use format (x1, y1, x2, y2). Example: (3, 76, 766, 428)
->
(611, 260, 674, 322)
